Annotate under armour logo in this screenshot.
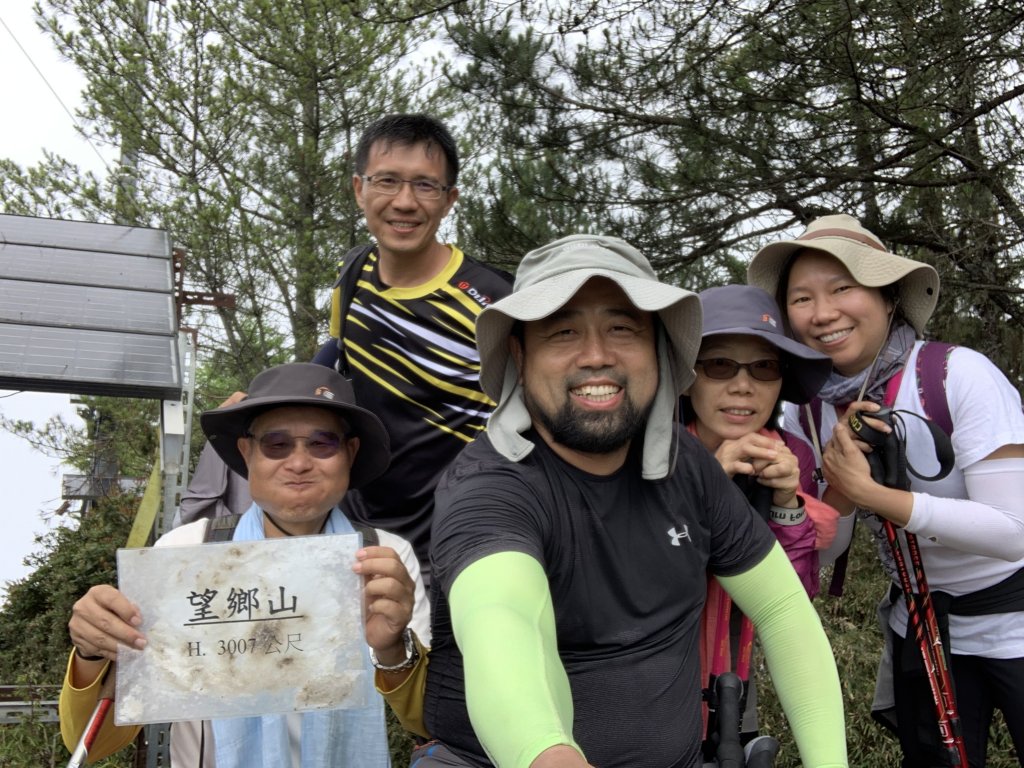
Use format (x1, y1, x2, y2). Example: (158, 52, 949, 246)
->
(667, 526, 691, 546)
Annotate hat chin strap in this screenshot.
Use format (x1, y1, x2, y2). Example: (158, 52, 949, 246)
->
(856, 297, 901, 402)
(487, 329, 680, 481)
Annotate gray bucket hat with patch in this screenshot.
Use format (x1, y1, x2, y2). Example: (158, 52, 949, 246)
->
(698, 285, 832, 405)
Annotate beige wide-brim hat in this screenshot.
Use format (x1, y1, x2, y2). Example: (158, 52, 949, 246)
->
(476, 234, 703, 400)
(746, 214, 940, 334)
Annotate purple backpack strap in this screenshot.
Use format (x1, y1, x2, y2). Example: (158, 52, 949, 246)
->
(916, 341, 956, 437)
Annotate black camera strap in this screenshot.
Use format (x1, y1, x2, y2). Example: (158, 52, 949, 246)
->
(904, 412, 955, 482)
(849, 407, 955, 484)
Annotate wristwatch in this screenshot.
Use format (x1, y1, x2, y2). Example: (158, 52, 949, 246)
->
(370, 627, 420, 673)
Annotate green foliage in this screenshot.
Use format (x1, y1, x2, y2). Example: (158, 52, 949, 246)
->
(0, 495, 135, 684)
(0, 396, 157, 478)
(8, 0, 452, 366)
(444, 0, 1024, 387)
(0, 494, 137, 767)
(756, 523, 1019, 766)
(0, 719, 132, 768)
(388, 704, 416, 766)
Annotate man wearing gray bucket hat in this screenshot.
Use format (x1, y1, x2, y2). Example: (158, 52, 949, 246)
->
(61, 363, 430, 767)
(415, 236, 847, 767)
(748, 214, 1024, 767)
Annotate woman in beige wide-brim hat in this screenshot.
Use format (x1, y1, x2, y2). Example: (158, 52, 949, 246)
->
(748, 214, 1024, 767)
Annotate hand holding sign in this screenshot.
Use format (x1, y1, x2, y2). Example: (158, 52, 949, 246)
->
(113, 533, 370, 724)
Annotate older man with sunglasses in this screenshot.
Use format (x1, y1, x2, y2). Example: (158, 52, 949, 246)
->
(60, 363, 429, 768)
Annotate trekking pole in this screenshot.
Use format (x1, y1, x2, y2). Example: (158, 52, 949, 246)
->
(733, 480, 772, 709)
(905, 529, 962, 738)
(703, 584, 735, 763)
(714, 672, 745, 768)
(735, 615, 755, 707)
(849, 406, 968, 766)
(743, 735, 780, 767)
(67, 665, 116, 768)
(881, 520, 967, 766)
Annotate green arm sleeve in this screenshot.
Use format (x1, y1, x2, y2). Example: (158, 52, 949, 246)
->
(720, 542, 848, 768)
(449, 551, 585, 768)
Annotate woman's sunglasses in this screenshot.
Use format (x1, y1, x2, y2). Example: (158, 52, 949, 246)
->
(695, 357, 783, 382)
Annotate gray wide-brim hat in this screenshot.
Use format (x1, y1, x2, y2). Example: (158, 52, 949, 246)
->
(477, 234, 702, 400)
(477, 234, 702, 480)
(698, 285, 831, 405)
(200, 362, 390, 488)
(746, 214, 939, 335)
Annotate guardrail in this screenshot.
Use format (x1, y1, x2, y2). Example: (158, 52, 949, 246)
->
(0, 685, 61, 724)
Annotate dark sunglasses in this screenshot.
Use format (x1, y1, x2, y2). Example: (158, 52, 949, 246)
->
(695, 357, 783, 382)
(247, 430, 346, 460)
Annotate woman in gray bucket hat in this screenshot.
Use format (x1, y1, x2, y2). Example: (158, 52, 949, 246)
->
(748, 214, 1024, 767)
(681, 284, 840, 752)
(683, 285, 839, 591)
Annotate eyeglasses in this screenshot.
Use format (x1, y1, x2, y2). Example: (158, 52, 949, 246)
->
(359, 174, 452, 201)
(695, 358, 783, 382)
(247, 430, 346, 461)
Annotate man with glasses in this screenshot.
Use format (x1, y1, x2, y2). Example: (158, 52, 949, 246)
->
(61, 363, 429, 767)
(179, 114, 511, 588)
(325, 113, 512, 585)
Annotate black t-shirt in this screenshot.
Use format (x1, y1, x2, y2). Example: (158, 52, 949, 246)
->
(339, 247, 511, 583)
(425, 428, 776, 768)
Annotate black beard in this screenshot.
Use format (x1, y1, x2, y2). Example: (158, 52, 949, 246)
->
(525, 388, 650, 455)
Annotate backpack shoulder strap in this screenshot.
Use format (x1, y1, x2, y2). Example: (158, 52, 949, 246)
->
(204, 513, 380, 547)
(461, 251, 515, 284)
(204, 513, 243, 543)
(795, 397, 856, 598)
(329, 244, 375, 374)
(915, 341, 956, 437)
(797, 397, 825, 482)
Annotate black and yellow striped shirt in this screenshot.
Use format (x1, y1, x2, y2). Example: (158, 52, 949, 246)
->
(334, 245, 512, 582)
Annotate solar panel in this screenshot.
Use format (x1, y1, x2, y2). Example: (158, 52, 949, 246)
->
(0, 242, 171, 291)
(0, 214, 181, 399)
(0, 212, 170, 257)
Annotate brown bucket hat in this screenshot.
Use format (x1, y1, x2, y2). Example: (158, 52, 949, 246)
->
(200, 362, 390, 487)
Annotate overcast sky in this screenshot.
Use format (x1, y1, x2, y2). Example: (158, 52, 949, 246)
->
(0, 3, 116, 602)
